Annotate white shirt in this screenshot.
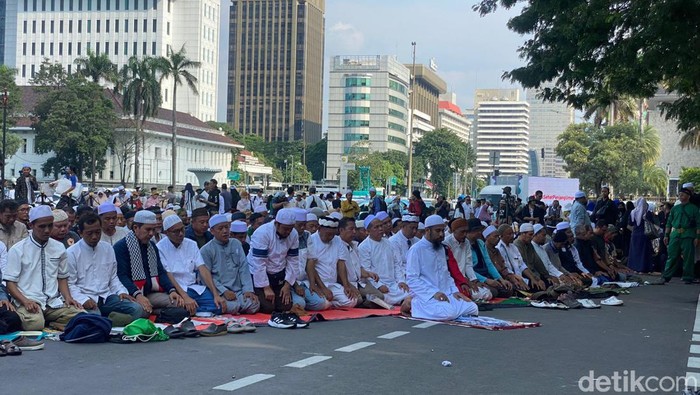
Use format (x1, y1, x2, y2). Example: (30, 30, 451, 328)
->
(569, 244, 591, 274)
(342, 239, 363, 285)
(406, 237, 459, 298)
(251, 194, 266, 211)
(247, 221, 299, 287)
(3, 235, 69, 309)
(296, 231, 310, 283)
(0, 240, 7, 275)
(389, 231, 419, 282)
(444, 234, 477, 281)
(307, 232, 348, 285)
(496, 240, 528, 277)
(101, 226, 129, 246)
(305, 194, 323, 210)
(531, 240, 564, 278)
(358, 236, 402, 288)
(67, 239, 127, 304)
(157, 237, 206, 294)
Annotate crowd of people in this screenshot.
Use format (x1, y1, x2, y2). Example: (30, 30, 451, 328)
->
(0, 168, 698, 352)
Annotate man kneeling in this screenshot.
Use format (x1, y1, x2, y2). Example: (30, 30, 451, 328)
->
(403, 215, 478, 320)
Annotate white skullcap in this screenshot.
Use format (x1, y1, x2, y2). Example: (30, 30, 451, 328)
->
(318, 216, 339, 228)
(556, 222, 570, 231)
(306, 213, 318, 222)
(111, 187, 119, 193)
(52, 209, 68, 223)
(118, 186, 125, 191)
(293, 208, 307, 222)
(424, 215, 444, 228)
(230, 220, 248, 233)
(417, 222, 425, 230)
(162, 215, 182, 231)
(519, 223, 534, 233)
(275, 208, 296, 225)
(208, 214, 230, 229)
(402, 215, 419, 223)
(355, 219, 365, 229)
(98, 202, 118, 215)
(375, 211, 389, 221)
(254, 205, 267, 213)
(683, 182, 694, 189)
(533, 224, 545, 234)
(134, 210, 157, 225)
(392, 218, 400, 225)
(365, 215, 378, 226)
(329, 212, 343, 220)
(482, 225, 498, 239)
(29, 205, 53, 223)
(574, 191, 586, 199)
(161, 209, 177, 219)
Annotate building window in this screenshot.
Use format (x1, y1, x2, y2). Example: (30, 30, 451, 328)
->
(60, 0, 65, 10)
(388, 108, 406, 120)
(344, 133, 369, 141)
(22, 139, 27, 154)
(23, 21, 27, 34)
(78, 20, 82, 33)
(96, 20, 100, 33)
(133, 19, 137, 32)
(167, 0, 171, 12)
(22, 43, 27, 56)
(69, 0, 73, 11)
(110, 171, 114, 180)
(123, 42, 127, 55)
(344, 106, 370, 114)
(152, 0, 156, 9)
(59, 42, 63, 55)
(41, 20, 45, 33)
(78, 0, 82, 11)
(30, 42, 35, 56)
(105, 20, 109, 33)
(132, 41, 137, 55)
(105, 0, 109, 10)
(115, 19, 119, 32)
(344, 120, 370, 127)
(87, 20, 91, 33)
(77, 42, 81, 55)
(32, 20, 36, 33)
(24, 0, 28, 11)
(143, 19, 147, 33)
(22, 65, 26, 78)
(152, 19, 156, 33)
(31, 65, 36, 78)
(96, 42, 100, 54)
(389, 80, 407, 94)
(67, 64, 71, 74)
(345, 93, 370, 100)
(87, 0, 92, 10)
(50, 21, 54, 33)
(68, 42, 72, 55)
(50, 43, 54, 55)
(59, 20, 63, 33)
(388, 136, 407, 146)
(345, 77, 371, 87)
(151, 42, 156, 55)
(388, 122, 406, 133)
(124, 0, 128, 10)
(51, 0, 55, 10)
(96, 0, 101, 10)
(389, 95, 406, 107)
(40, 43, 45, 55)
(142, 41, 147, 55)
(69, 20, 72, 33)
(115, 0, 119, 10)
(114, 42, 118, 55)
(166, 22, 170, 35)
(124, 19, 128, 33)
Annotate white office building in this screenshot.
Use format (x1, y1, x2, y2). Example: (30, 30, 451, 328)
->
(474, 89, 530, 177)
(326, 55, 410, 181)
(526, 87, 574, 178)
(438, 92, 471, 143)
(3, 0, 219, 122)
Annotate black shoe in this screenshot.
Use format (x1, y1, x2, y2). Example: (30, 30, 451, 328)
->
(285, 312, 309, 328)
(267, 312, 296, 329)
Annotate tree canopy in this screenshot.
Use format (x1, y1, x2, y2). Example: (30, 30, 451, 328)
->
(474, 0, 700, 136)
(414, 128, 475, 196)
(0, 65, 25, 164)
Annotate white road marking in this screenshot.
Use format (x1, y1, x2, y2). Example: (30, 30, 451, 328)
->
(413, 321, 439, 329)
(284, 356, 332, 368)
(693, 294, 700, 333)
(377, 331, 410, 339)
(693, 334, 700, 342)
(691, 345, 700, 355)
(213, 374, 275, 391)
(688, 357, 700, 369)
(686, 372, 700, 389)
(335, 342, 375, 352)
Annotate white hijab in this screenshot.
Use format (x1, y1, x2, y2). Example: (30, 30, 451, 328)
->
(630, 197, 648, 226)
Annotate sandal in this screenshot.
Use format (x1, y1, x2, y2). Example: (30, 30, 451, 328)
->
(1, 341, 22, 356)
(200, 323, 227, 337)
(179, 320, 200, 337)
(226, 319, 246, 334)
(238, 318, 257, 333)
(163, 325, 186, 339)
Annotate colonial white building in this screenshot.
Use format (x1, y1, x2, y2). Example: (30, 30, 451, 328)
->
(2, 0, 220, 121)
(7, 86, 241, 188)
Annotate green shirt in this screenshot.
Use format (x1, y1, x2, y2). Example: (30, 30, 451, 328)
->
(666, 202, 700, 239)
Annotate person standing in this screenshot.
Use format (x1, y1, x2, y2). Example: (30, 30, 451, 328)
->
(570, 191, 592, 237)
(340, 191, 360, 219)
(627, 198, 655, 273)
(220, 184, 233, 213)
(435, 196, 450, 219)
(14, 164, 38, 205)
(591, 187, 618, 226)
(368, 187, 384, 215)
(662, 188, 700, 283)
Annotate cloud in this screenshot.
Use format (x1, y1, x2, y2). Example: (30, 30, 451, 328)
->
(327, 21, 365, 53)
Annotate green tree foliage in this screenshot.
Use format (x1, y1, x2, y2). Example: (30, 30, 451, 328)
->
(474, 0, 700, 139)
(33, 77, 116, 186)
(30, 59, 69, 91)
(680, 168, 700, 189)
(156, 44, 201, 187)
(556, 123, 666, 195)
(306, 138, 327, 181)
(74, 50, 117, 84)
(414, 128, 475, 196)
(347, 150, 407, 193)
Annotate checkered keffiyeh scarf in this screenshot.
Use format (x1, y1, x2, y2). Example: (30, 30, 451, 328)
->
(125, 231, 159, 283)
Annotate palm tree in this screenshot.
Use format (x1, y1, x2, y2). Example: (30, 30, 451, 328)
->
(74, 50, 117, 84)
(119, 57, 162, 187)
(642, 164, 669, 196)
(156, 45, 201, 188)
(679, 128, 700, 150)
(584, 95, 639, 127)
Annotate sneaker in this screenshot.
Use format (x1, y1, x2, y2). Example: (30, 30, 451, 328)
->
(285, 312, 309, 329)
(600, 296, 624, 306)
(13, 336, 45, 351)
(267, 313, 296, 329)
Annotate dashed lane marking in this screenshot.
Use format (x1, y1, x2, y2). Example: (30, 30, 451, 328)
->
(377, 331, 410, 339)
(335, 342, 375, 352)
(412, 321, 439, 329)
(284, 356, 332, 368)
(213, 374, 275, 391)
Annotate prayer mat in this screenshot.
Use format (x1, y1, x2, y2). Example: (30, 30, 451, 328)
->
(191, 308, 401, 328)
(397, 315, 541, 331)
(479, 297, 532, 308)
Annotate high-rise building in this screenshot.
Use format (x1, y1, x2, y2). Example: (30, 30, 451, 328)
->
(0, 1, 7, 65)
(403, 63, 446, 141)
(526, 87, 573, 178)
(227, 0, 325, 143)
(474, 89, 529, 177)
(326, 55, 410, 181)
(438, 92, 471, 143)
(4, 0, 220, 122)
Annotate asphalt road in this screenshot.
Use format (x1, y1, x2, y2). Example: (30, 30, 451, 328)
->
(3, 281, 698, 395)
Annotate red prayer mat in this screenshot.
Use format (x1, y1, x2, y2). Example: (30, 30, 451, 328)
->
(190, 308, 401, 328)
(397, 315, 541, 331)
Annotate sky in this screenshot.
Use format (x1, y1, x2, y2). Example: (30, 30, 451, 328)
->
(217, 0, 526, 123)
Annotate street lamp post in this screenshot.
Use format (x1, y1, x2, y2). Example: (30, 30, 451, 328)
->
(407, 42, 416, 195)
(0, 90, 9, 201)
(321, 161, 326, 181)
(284, 159, 288, 184)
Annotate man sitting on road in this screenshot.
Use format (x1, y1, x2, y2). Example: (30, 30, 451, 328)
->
(305, 216, 359, 309)
(99, 202, 129, 246)
(3, 205, 84, 330)
(185, 207, 213, 249)
(337, 218, 384, 308)
(573, 224, 617, 283)
(495, 224, 545, 291)
(358, 215, 409, 306)
(50, 209, 80, 248)
(530, 224, 577, 286)
(402, 215, 478, 320)
(513, 223, 555, 288)
(200, 214, 259, 315)
(443, 219, 493, 301)
(158, 215, 228, 315)
(67, 213, 144, 322)
(389, 214, 420, 283)
(470, 222, 514, 298)
(115, 210, 186, 319)
(290, 209, 330, 311)
(230, 220, 251, 255)
(0, 199, 29, 250)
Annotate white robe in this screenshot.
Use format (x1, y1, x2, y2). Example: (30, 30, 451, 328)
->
(358, 237, 408, 305)
(406, 237, 478, 320)
(67, 239, 128, 304)
(389, 231, 419, 282)
(306, 233, 357, 308)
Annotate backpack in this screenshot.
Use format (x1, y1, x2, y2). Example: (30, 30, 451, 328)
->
(309, 196, 318, 208)
(155, 307, 190, 324)
(121, 318, 169, 342)
(59, 313, 113, 343)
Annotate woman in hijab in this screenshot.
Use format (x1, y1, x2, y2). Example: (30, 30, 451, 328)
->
(627, 197, 654, 272)
(181, 183, 196, 216)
